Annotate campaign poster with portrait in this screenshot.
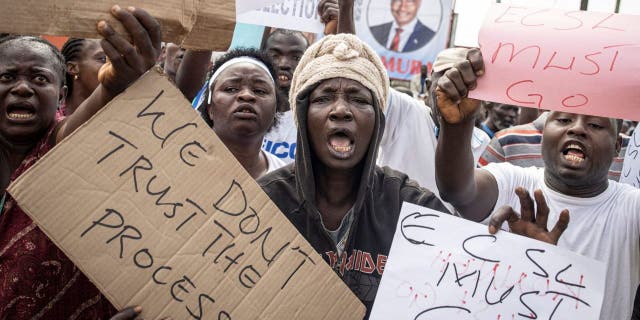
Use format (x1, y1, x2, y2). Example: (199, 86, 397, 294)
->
(354, 0, 453, 80)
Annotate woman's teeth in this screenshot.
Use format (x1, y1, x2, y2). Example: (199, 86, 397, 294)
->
(8, 112, 34, 120)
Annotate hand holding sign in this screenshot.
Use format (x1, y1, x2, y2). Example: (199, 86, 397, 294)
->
(109, 306, 173, 320)
(97, 5, 161, 97)
(489, 188, 570, 245)
(471, 4, 640, 121)
(0, 0, 235, 50)
(434, 48, 484, 124)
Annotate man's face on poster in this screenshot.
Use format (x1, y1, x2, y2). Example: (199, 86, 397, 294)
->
(391, 0, 421, 27)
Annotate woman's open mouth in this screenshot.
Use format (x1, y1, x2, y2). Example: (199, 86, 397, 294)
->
(327, 129, 355, 159)
(6, 103, 36, 121)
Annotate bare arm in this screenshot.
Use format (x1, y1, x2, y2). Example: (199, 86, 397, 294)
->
(337, 0, 355, 34)
(175, 50, 212, 102)
(433, 49, 570, 242)
(435, 107, 499, 221)
(433, 48, 498, 221)
(55, 6, 161, 144)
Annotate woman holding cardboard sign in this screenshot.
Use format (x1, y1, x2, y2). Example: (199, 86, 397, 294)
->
(0, 5, 161, 319)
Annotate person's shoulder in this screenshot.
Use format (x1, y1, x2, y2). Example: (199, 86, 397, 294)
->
(606, 181, 640, 220)
(483, 162, 542, 179)
(493, 123, 543, 149)
(414, 19, 435, 34)
(388, 87, 425, 111)
(493, 113, 547, 139)
(376, 166, 451, 214)
(405, 19, 435, 50)
(258, 164, 299, 207)
(494, 122, 542, 138)
(258, 164, 295, 190)
(609, 180, 640, 198)
(257, 164, 303, 219)
(370, 22, 392, 44)
(377, 165, 411, 182)
(264, 151, 288, 173)
(377, 166, 443, 203)
(472, 127, 491, 144)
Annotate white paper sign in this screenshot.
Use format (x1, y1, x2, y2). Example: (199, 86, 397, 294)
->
(370, 202, 606, 320)
(236, 0, 287, 14)
(237, 0, 324, 33)
(621, 129, 640, 188)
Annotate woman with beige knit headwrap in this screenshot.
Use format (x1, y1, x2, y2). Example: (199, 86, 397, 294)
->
(258, 34, 450, 318)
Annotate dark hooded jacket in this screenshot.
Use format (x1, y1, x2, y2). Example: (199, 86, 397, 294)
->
(258, 83, 450, 317)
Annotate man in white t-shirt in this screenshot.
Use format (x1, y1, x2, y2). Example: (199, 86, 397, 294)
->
(261, 29, 310, 163)
(433, 48, 639, 320)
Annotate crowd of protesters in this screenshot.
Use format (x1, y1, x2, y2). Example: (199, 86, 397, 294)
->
(0, 0, 638, 319)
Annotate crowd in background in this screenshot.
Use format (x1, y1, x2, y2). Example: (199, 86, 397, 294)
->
(0, 1, 638, 319)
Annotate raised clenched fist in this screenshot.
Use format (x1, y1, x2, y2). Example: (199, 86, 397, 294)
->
(433, 48, 485, 124)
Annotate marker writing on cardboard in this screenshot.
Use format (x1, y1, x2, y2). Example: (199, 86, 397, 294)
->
(136, 90, 207, 167)
(98, 106, 314, 286)
(89, 89, 319, 318)
(80, 207, 232, 320)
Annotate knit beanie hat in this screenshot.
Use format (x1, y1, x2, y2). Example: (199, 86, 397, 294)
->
(289, 33, 389, 123)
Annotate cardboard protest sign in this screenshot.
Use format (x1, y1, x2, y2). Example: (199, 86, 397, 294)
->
(0, 0, 236, 50)
(7, 68, 366, 320)
(621, 129, 640, 188)
(354, 0, 454, 80)
(370, 202, 606, 320)
(471, 4, 640, 121)
(237, 0, 325, 34)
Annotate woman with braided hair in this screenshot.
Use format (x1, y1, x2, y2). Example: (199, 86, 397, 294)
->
(60, 38, 106, 116)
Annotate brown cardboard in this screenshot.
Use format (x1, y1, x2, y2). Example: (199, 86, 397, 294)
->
(0, 0, 235, 50)
(7, 69, 366, 320)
